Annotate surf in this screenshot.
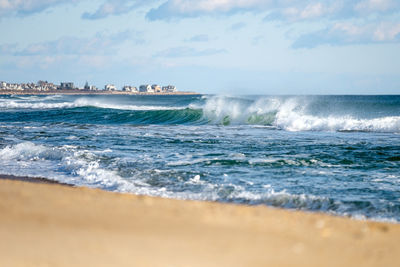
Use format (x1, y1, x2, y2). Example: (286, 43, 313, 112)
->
(0, 94, 399, 132)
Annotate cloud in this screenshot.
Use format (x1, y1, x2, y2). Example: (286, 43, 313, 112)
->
(0, 0, 80, 17)
(3, 0, 400, 50)
(146, 0, 341, 21)
(154, 46, 226, 57)
(0, 43, 18, 54)
(0, 30, 144, 56)
(145, 0, 400, 22)
(252, 35, 264, 45)
(82, 0, 157, 20)
(264, 1, 357, 22)
(146, 0, 270, 21)
(0, 0, 154, 19)
(230, 22, 246, 31)
(292, 22, 400, 48)
(355, 0, 398, 12)
(185, 34, 209, 42)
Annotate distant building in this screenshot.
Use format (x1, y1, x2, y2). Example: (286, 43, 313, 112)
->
(6, 83, 23, 90)
(84, 81, 90, 90)
(37, 80, 48, 87)
(0, 81, 6, 89)
(82, 82, 97, 91)
(59, 82, 75, 90)
(152, 84, 162, 93)
(139, 84, 152, 92)
(37, 80, 56, 91)
(122, 86, 138, 92)
(104, 84, 117, 91)
(162, 85, 177, 92)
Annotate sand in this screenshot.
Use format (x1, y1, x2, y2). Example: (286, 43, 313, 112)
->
(0, 179, 399, 267)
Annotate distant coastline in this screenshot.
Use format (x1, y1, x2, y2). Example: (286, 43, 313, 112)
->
(0, 89, 201, 96)
(0, 80, 201, 95)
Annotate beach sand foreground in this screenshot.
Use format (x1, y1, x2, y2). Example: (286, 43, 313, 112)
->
(0, 179, 399, 267)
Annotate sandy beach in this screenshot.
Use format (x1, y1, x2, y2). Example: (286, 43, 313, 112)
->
(0, 178, 399, 267)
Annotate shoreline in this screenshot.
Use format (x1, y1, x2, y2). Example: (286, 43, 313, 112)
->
(0, 174, 72, 186)
(0, 175, 399, 266)
(0, 174, 397, 223)
(0, 90, 201, 96)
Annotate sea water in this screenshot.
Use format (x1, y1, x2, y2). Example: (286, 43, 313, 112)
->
(0, 94, 399, 222)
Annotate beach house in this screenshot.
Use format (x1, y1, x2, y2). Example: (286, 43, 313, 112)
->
(104, 84, 117, 91)
(139, 85, 153, 92)
(59, 82, 75, 90)
(152, 84, 162, 93)
(162, 85, 177, 92)
(122, 86, 138, 92)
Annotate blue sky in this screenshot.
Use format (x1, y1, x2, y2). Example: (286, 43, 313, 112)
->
(1, 0, 400, 94)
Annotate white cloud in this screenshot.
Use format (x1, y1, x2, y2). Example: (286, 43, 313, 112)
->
(185, 34, 210, 42)
(280, 2, 329, 21)
(331, 22, 400, 42)
(0, 0, 80, 16)
(82, 0, 157, 20)
(355, 0, 398, 12)
(154, 46, 226, 57)
(147, 0, 340, 21)
(373, 23, 400, 41)
(2, 0, 400, 49)
(300, 3, 324, 19)
(146, 0, 273, 20)
(146, 0, 400, 22)
(169, 0, 269, 13)
(293, 21, 400, 48)
(1, 30, 144, 56)
(3, 0, 399, 25)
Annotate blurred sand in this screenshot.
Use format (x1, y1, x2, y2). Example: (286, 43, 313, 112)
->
(0, 179, 399, 267)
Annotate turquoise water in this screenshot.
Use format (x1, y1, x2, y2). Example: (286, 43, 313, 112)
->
(0, 94, 399, 222)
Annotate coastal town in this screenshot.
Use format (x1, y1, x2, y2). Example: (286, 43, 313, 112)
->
(0, 80, 198, 95)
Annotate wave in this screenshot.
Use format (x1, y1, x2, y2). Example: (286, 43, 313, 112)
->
(0, 98, 184, 111)
(0, 95, 399, 132)
(1, 141, 397, 222)
(0, 142, 329, 207)
(191, 95, 400, 132)
(0, 141, 147, 193)
(0, 100, 77, 109)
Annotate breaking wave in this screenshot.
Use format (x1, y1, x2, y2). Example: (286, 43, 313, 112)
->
(1, 141, 397, 222)
(0, 95, 399, 132)
(0, 98, 184, 111)
(196, 95, 400, 132)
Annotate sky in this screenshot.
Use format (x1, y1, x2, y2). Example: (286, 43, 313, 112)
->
(1, 0, 400, 94)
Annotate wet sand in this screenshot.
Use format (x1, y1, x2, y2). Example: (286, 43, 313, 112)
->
(0, 177, 399, 267)
(0, 174, 72, 186)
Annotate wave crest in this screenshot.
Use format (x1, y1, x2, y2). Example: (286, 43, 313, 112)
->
(0, 98, 184, 111)
(198, 95, 400, 132)
(1, 95, 400, 132)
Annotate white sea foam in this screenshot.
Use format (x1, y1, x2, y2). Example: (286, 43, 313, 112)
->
(0, 100, 77, 109)
(0, 142, 62, 161)
(0, 142, 298, 205)
(199, 95, 400, 133)
(0, 142, 208, 198)
(0, 142, 133, 192)
(0, 97, 185, 111)
(0, 141, 398, 222)
(273, 99, 400, 132)
(187, 174, 203, 184)
(73, 98, 185, 111)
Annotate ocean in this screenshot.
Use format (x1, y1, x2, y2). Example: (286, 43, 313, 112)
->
(0, 94, 399, 222)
